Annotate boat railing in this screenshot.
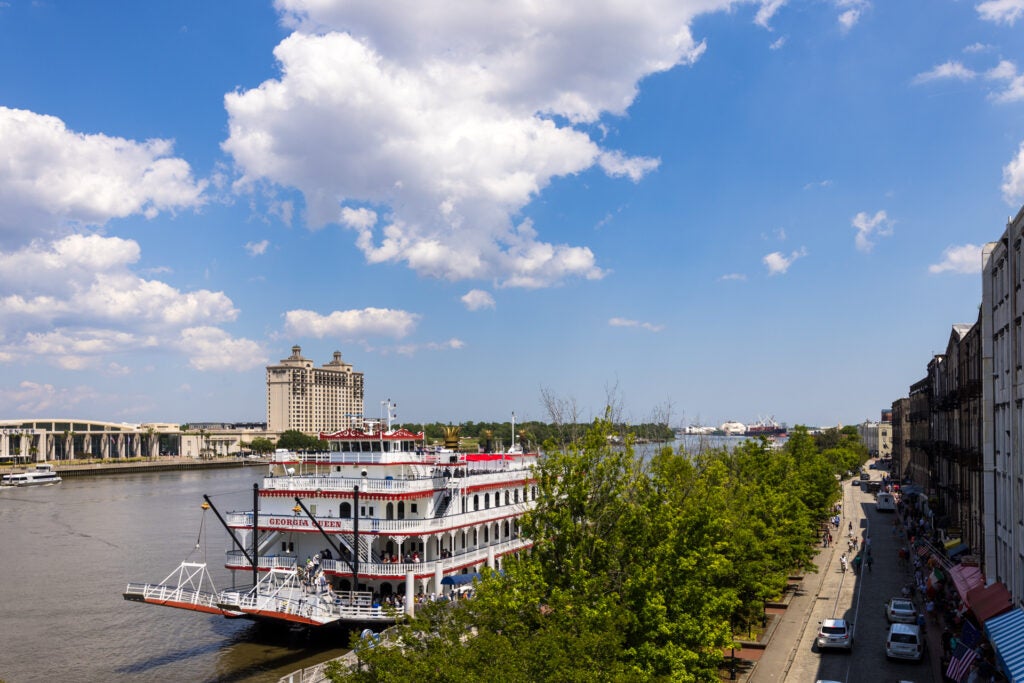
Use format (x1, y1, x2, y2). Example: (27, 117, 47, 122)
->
(226, 550, 298, 569)
(124, 581, 222, 610)
(224, 537, 531, 578)
(262, 475, 437, 494)
(226, 501, 533, 534)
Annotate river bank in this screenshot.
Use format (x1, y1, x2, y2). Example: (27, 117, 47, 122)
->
(2, 456, 265, 478)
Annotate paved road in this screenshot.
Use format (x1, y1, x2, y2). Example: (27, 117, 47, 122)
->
(750, 465, 941, 683)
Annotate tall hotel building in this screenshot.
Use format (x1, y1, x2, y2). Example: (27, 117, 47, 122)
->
(266, 346, 365, 433)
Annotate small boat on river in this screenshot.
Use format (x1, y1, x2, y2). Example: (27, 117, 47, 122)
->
(1, 464, 62, 487)
(125, 403, 538, 627)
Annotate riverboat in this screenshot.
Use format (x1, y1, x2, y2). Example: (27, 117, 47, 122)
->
(124, 406, 538, 627)
(1, 464, 62, 487)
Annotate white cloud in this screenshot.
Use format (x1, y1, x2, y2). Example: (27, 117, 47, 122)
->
(769, 36, 787, 50)
(851, 210, 893, 252)
(803, 179, 833, 190)
(284, 307, 421, 339)
(609, 317, 664, 332)
(964, 42, 992, 53)
(719, 273, 747, 281)
(986, 60, 1024, 103)
(977, 0, 1024, 24)
(0, 380, 99, 415)
(391, 338, 465, 356)
(224, 1, 745, 288)
(597, 151, 660, 183)
(461, 289, 495, 311)
(1002, 142, 1024, 204)
(835, 0, 870, 32)
(0, 234, 238, 328)
(0, 106, 206, 246)
(0, 234, 257, 372)
(244, 239, 269, 256)
(755, 0, 787, 28)
(913, 61, 977, 84)
(929, 244, 984, 274)
(763, 248, 807, 275)
(176, 327, 267, 371)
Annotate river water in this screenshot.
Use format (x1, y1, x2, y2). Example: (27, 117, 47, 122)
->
(0, 466, 349, 683)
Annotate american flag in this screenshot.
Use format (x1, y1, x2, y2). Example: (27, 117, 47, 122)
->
(960, 620, 982, 648)
(946, 642, 978, 682)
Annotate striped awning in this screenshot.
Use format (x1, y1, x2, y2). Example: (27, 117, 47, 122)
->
(984, 608, 1024, 683)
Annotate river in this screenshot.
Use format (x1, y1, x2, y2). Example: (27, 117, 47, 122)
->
(0, 466, 349, 683)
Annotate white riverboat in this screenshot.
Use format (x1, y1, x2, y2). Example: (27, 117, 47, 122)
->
(1, 464, 62, 487)
(125, 406, 538, 627)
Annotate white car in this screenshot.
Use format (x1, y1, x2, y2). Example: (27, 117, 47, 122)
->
(885, 623, 924, 661)
(815, 618, 853, 651)
(885, 597, 918, 623)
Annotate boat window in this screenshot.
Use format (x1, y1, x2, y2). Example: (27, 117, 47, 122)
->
(397, 501, 405, 520)
(483, 527, 489, 542)
(505, 491, 510, 505)
(372, 441, 381, 452)
(484, 493, 490, 509)
(410, 503, 417, 514)
(386, 503, 394, 520)
(473, 495, 479, 511)
(340, 502, 352, 518)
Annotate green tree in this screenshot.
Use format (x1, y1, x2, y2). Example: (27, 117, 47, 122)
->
(277, 430, 323, 450)
(330, 417, 838, 682)
(249, 437, 276, 454)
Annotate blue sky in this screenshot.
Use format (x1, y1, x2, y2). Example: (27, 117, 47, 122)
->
(1, 0, 1023, 429)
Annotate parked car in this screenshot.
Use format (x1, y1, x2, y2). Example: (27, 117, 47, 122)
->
(860, 472, 871, 481)
(884, 597, 917, 623)
(885, 623, 924, 661)
(815, 618, 853, 651)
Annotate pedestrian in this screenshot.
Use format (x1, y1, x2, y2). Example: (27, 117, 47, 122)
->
(917, 612, 927, 630)
(866, 554, 873, 572)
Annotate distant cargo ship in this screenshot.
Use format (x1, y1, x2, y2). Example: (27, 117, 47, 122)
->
(744, 417, 787, 438)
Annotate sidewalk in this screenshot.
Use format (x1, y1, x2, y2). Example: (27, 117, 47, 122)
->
(724, 533, 838, 682)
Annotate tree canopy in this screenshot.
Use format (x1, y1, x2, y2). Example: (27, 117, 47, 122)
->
(329, 419, 842, 682)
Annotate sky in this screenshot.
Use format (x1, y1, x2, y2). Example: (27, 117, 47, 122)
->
(1, 0, 1023, 430)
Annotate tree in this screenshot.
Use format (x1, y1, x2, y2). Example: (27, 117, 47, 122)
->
(249, 437, 276, 454)
(329, 417, 839, 682)
(277, 430, 322, 451)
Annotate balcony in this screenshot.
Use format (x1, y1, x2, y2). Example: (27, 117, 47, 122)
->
(260, 468, 533, 495)
(225, 537, 533, 579)
(226, 501, 534, 535)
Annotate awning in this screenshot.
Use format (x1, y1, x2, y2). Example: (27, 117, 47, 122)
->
(984, 608, 1024, 682)
(950, 564, 985, 602)
(944, 538, 963, 550)
(947, 543, 970, 559)
(966, 582, 1015, 623)
(440, 572, 480, 586)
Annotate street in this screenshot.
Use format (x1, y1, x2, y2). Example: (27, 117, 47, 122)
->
(754, 465, 941, 682)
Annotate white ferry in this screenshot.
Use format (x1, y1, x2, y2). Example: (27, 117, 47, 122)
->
(124, 409, 538, 627)
(1, 464, 62, 487)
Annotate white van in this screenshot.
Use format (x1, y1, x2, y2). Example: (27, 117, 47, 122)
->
(876, 492, 896, 512)
(885, 623, 924, 661)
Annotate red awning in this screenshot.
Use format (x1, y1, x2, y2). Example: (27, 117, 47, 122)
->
(950, 564, 985, 602)
(966, 582, 1015, 623)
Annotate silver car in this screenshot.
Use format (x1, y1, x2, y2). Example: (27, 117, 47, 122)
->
(885, 597, 917, 623)
(815, 618, 853, 651)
